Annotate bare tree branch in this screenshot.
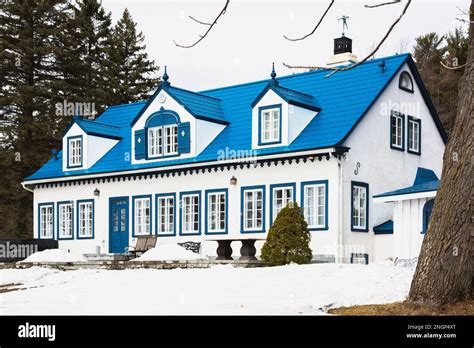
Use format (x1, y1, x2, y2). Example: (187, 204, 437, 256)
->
(174, 0, 230, 48)
(284, 0, 412, 77)
(364, 0, 401, 9)
(283, 0, 335, 42)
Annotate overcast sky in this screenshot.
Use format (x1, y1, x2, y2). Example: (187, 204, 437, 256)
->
(102, 0, 470, 91)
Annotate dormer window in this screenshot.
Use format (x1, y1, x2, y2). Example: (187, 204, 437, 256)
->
(67, 135, 83, 168)
(259, 104, 282, 145)
(148, 124, 178, 158)
(399, 71, 414, 93)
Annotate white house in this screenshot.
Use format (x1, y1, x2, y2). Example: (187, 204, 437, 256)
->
(22, 36, 447, 263)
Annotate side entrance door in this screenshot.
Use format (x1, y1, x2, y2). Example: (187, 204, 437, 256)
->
(109, 197, 129, 254)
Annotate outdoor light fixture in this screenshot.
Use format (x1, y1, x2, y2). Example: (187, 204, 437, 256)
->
(94, 188, 100, 196)
(230, 176, 237, 185)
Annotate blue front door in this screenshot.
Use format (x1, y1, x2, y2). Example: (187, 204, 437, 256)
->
(109, 197, 129, 253)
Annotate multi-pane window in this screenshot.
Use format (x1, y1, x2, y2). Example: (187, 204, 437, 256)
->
(352, 182, 369, 231)
(207, 191, 227, 233)
(148, 125, 178, 158)
(39, 204, 54, 239)
(58, 202, 73, 239)
(78, 200, 93, 238)
(260, 106, 280, 144)
(390, 112, 404, 149)
(408, 117, 421, 154)
(182, 193, 200, 235)
(157, 195, 175, 235)
(302, 182, 327, 229)
(272, 186, 294, 223)
(134, 197, 151, 236)
(243, 188, 264, 231)
(68, 137, 82, 167)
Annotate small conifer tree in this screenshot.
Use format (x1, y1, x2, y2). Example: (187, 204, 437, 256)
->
(261, 202, 312, 266)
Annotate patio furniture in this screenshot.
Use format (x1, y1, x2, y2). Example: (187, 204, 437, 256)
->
(128, 235, 157, 259)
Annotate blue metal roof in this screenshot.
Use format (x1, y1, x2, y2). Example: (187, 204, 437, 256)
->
(373, 167, 439, 198)
(25, 53, 444, 182)
(373, 220, 393, 234)
(250, 83, 321, 111)
(73, 117, 122, 139)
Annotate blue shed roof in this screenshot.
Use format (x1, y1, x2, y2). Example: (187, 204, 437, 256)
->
(25, 53, 445, 182)
(250, 83, 321, 111)
(373, 220, 393, 234)
(373, 167, 439, 199)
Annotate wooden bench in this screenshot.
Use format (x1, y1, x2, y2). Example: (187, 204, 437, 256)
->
(128, 235, 157, 259)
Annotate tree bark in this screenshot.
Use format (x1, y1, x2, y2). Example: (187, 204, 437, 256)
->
(408, 1, 474, 305)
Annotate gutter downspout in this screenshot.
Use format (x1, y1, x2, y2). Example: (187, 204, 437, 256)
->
(21, 182, 34, 193)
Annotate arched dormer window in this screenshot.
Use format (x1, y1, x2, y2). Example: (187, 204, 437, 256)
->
(421, 199, 434, 234)
(134, 108, 190, 160)
(399, 71, 414, 93)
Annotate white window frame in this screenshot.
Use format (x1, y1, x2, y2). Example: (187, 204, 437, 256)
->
(390, 113, 404, 149)
(207, 191, 227, 234)
(181, 193, 200, 235)
(134, 197, 151, 236)
(302, 182, 327, 230)
(408, 117, 421, 153)
(157, 195, 175, 235)
(260, 107, 280, 144)
(271, 186, 294, 223)
(148, 124, 178, 158)
(58, 202, 73, 239)
(39, 204, 54, 239)
(352, 184, 368, 231)
(68, 137, 82, 167)
(78, 201, 93, 238)
(243, 188, 264, 232)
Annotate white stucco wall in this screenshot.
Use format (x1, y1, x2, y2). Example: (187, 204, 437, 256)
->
(341, 62, 445, 262)
(34, 157, 341, 258)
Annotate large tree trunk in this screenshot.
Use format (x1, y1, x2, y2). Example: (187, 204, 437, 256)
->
(408, 1, 474, 305)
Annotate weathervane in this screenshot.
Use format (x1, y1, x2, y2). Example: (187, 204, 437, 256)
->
(338, 15, 349, 36)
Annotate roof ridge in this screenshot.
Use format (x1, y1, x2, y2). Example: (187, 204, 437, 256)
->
(168, 85, 222, 102)
(106, 100, 148, 109)
(200, 53, 411, 94)
(77, 118, 121, 129)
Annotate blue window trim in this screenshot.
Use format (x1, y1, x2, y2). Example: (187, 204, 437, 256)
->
(179, 190, 202, 236)
(399, 71, 414, 93)
(66, 135, 83, 169)
(258, 104, 282, 146)
(300, 180, 329, 231)
(390, 111, 405, 151)
(155, 192, 176, 237)
(38, 202, 55, 240)
(145, 108, 181, 160)
(76, 199, 95, 239)
(269, 182, 296, 226)
(131, 195, 153, 237)
(421, 199, 434, 234)
(204, 188, 229, 235)
(240, 185, 266, 234)
(407, 115, 421, 155)
(56, 200, 74, 240)
(351, 181, 369, 232)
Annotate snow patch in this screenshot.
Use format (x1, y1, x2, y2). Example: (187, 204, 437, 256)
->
(132, 244, 208, 261)
(0, 267, 60, 286)
(19, 249, 86, 263)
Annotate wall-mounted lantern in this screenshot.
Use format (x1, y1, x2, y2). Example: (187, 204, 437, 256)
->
(230, 176, 237, 186)
(94, 188, 100, 197)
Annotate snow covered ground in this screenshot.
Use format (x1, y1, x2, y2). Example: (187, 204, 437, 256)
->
(0, 262, 415, 315)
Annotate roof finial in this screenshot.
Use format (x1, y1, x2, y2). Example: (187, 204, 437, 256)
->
(162, 65, 170, 86)
(270, 62, 279, 86)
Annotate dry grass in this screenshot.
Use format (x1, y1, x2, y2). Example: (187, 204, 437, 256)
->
(329, 300, 474, 316)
